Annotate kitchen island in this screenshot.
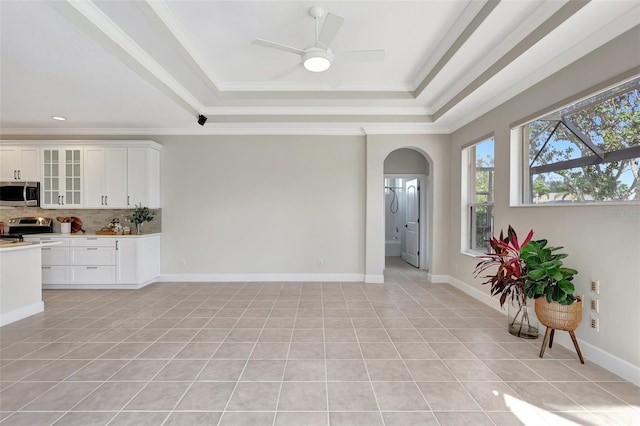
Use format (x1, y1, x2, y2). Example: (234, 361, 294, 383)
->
(0, 240, 60, 326)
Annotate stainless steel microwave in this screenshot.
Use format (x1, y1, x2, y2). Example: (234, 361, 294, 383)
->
(0, 181, 40, 207)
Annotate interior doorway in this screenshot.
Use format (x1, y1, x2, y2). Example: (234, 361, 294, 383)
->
(384, 175, 426, 269)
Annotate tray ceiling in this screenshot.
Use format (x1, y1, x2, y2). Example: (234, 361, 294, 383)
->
(1, 0, 638, 135)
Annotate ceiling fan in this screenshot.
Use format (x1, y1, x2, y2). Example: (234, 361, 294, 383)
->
(252, 6, 385, 73)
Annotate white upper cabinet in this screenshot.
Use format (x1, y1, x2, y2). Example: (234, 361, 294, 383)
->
(0, 146, 39, 181)
(127, 147, 160, 208)
(1, 141, 161, 209)
(41, 147, 83, 208)
(84, 147, 128, 208)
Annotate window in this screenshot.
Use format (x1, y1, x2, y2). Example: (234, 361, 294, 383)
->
(466, 137, 494, 252)
(523, 77, 640, 204)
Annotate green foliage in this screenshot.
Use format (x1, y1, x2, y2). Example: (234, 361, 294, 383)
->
(528, 87, 639, 202)
(521, 240, 578, 305)
(126, 204, 156, 225)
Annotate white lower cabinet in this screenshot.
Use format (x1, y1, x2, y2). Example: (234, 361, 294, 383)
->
(26, 235, 160, 288)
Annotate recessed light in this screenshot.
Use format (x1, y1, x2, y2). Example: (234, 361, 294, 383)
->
(51, 116, 66, 121)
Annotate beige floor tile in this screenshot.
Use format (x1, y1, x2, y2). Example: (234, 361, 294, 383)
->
(125, 381, 190, 410)
(53, 411, 116, 426)
(164, 412, 222, 426)
(329, 411, 384, 426)
(284, 359, 326, 381)
(153, 359, 206, 381)
(288, 342, 324, 359)
(278, 381, 327, 410)
(435, 411, 494, 426)
(1, 411, 65, 426)
(365, 359, 413, 381)
(240, 359, 286, 381)
(418, 381, 482, 411)
(23, 381, 100, 411)
(108, 411, 170, 426)
(72, 381, 145, 411)
(371, 381, 429, 411)
(226, 381, 280, 410)
(405, 359, 456, 381)
(197, 359, 246, 381)
(219, 411, 275, 426)
(328, 381, 378, 411)
(444, 359, 501, 381)
(382, 411, 439, 426)
(326, 342, 362, 359)
(175, 382, 235, 410)
(274, 411, 328, 426)
(136, 342, 184, 359)
(0, 382, 56, 411)
(175, 342, 220, 359)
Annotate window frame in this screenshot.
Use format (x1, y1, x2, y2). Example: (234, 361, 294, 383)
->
(518, 76, 640, 206)
(462, 136, 495, 254)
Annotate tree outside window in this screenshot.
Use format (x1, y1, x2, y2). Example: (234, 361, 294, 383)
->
(469, 138, 494, 251)
(526, 78, 639, 204)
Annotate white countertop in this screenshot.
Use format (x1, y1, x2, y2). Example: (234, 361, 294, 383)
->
(0, 240, 61, 252)
(24, 233, 161, 238)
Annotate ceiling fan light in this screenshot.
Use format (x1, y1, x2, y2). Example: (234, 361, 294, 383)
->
(302, 51, 332, 72)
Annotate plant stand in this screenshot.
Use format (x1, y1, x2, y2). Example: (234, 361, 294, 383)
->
(535, 298, 584, 364)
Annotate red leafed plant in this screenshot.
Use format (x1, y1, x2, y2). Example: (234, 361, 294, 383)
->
(474, 225, 534, 308)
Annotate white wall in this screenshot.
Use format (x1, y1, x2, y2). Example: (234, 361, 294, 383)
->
(384, 148, 429, 174)
(449, 27, 640, 382)
(156, 135, 365, 279)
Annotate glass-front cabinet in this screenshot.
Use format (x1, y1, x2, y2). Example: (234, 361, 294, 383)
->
(41, 148, 83, 208)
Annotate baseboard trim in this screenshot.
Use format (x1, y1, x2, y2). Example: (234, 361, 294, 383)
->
(428, 273, 450, 284)
(0, 301, 44, 327)
(447, 275, 640, 386)
(365, 274, 384, 283)
(159, 273, 365, 283)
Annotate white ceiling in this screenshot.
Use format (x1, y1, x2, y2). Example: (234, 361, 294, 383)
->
(1, 0, 638, 136)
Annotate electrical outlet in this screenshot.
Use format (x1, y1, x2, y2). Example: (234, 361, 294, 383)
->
(318, 259, 324, 268)
(590, 280, 600, 294)
(590, 298, 599, 313)
(590, 316, 599, 332)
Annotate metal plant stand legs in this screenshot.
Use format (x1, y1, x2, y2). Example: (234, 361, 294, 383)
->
(539, 326, 584, 364)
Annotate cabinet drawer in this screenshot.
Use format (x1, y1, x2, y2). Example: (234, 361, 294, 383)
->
(70, 247, 116, 265)
(70, 237, 116, 247)
(42, 266, 70, 284)
(41, 246, 69, 265)
(24, 237, 69, 246)
(70, 266, 116, 284)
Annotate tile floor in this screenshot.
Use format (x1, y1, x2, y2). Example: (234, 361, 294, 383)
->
(0, 257, 638, 425)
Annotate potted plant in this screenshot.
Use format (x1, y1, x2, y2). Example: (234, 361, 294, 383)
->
(125, 204, 156, 234)
(521, 239, 584, 363)
(474, 226, 538, 338)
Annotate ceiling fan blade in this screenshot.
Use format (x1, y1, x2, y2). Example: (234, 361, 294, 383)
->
(336, 49, 386, 62)
(317, 13, 344, 47)
(271, 63, 304, 79)
(252, 38, 305, 55)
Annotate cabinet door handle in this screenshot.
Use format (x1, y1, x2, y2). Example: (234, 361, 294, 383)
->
(116, 241, 119, 250)
(101, 195, 104, 205)
(42, 266, 51, 269)
(57, 195, 61, 205)
(105, 195, 108, 205)
(14, 170, 17, 179)
(87, 247, 98, 250)
(87, 266, 98, 269)
(17, 170, 21, 180)
(61, 195, 64, 205)
(127, 196, 130, 206)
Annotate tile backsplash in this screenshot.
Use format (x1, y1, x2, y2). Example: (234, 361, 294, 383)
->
(0, 207, 162, 234)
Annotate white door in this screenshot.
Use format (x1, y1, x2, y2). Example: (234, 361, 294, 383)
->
(402, 178, 420, 268)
